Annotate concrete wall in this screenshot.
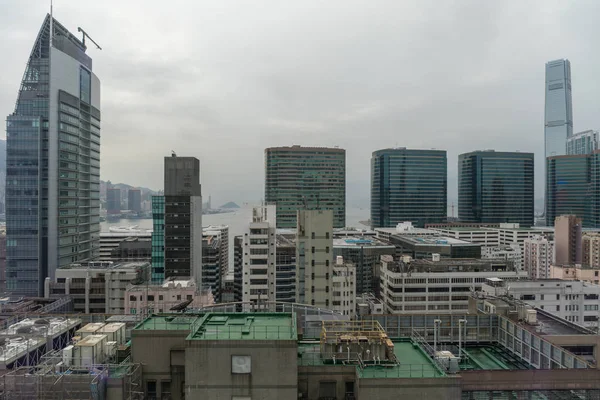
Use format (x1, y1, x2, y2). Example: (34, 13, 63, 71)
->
(185, 339, 297, 400)
(298, 365, 356, 399)
(357, 377, 461, 400)
(460, 369, 600, 391)
(544, 334, 600, 370)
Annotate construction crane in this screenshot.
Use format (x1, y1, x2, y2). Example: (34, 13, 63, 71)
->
(77, 27, 102, 50)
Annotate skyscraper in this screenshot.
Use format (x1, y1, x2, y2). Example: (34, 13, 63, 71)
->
(546, 155, 591, 227)
(152, 154, 203, 286)
(265, 146, 345, 229)
(545, 59, 573, 158)
(6, 15, 101, 295)
(371, 148, 447, 228)
(567, 130, 599, 156)
(458, 151, 534, 226)
(106, 188, 121, 214)
(128, 189, 142, 213)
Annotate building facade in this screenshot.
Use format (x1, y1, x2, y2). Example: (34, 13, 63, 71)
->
(296, 210, 334, 307)
(106, 188, 121, 214)
(567, 130, 599, 156)
(203, 225, 229, 281)
(546, 155, 591, 227)
(127, 189, 142, 213)
(265, 146, 346, 229)
(583, 233, 600, 268)
(150, 195, 165, 283)
(524, 236, 554, 279)
(163, 155, 202, 285)
(458, 151, 534, 226)
(370, 148, 447, 228)
(5, 15, 101, 296)
(242, 205, 277, 307)
(331, 258, 356, 317)
(202, 232, 222, 301)
(125, 279, 214, 316)
(554, 215, 582, 265)
(545, 59, 573, 159)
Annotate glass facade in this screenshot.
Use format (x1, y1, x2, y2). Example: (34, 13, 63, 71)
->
(458, 151, 534, 226)
(6, 15, 100, 296)
(265, 146, 346, 229)
(567, 130, 599, 155)
(151, 195, 165, 284)
(546, 154, 600, 228)
(370, 148, 447, 228)
(545, 59, 573, 158)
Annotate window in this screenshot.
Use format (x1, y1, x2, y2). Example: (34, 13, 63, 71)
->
(129, 295, 136, 301)
(159, 295, 163, 301)
(146, 381, 157, 397)
(231, 355, 251, 374)
(556, 294, 560, 300)
(80, 67, 92, 104)
(161, 381, 171, 400)
(130, 308, 136, 314)
(148, 295, 154, 301)
(177, 295, 181, 301)
(187, 295, 192, 300)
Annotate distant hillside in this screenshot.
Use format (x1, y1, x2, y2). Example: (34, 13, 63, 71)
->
(220, 202, 240, 209)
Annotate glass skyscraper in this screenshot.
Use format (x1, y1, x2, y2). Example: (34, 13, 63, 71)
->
(545, 59, 573, 158)
(6, 15, 101, 295)
(370, 148, 447, 228)
(265, 146, 346, 229)
(458, 151, 534, 226)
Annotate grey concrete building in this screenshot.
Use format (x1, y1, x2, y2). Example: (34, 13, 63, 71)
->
(127, 189, 142, 213)
(6, 14, 101, 296)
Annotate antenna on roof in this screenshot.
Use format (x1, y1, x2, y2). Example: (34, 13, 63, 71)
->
(77, 27, 102, 50)
(49, 0, 53, 48)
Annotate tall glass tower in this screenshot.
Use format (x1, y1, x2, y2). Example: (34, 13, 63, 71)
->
(5, 15, 101, 295)
(265, 146, 346, 229)
(545, 59, 573, 158)
(458, 151, 534, 226)
(370, 148, 447, 228)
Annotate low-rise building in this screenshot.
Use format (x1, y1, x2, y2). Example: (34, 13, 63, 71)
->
(99, 231, 152, 261)
(375, 222, 438, 242)
(550, 264, 600, 285)
(44, 261, 150, 314)
(379, 255, 526, 314)
(385, 234, 481, 259)
(125, 279, 214, 316)
(482, 244, 522, 270)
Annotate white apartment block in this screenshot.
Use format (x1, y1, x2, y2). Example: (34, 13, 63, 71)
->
(482, 244, 522, 269)
(331, 257, 356, 317)
(481, 278, 600, 328)
(524, 236, 554, 279)
(296, 210, 334, 308)
(242, 205, 277, 308)
(583, 233, 600, 268)
(379, 255, 527, 314)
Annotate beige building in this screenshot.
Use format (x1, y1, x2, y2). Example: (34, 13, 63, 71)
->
(296, 210, 334, 308)
(583, 233, 600, 268)
(125, 279, 214, 316)
(555, 215, 582, 265)
(550, 264, 600, 285)
(524, 235, 554, 279)
(331, 256, 356, 317)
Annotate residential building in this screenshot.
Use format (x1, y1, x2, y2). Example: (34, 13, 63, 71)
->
(242, 205, 277, 307)
(125, 279, 214, 316)
(494, 224, 554, 269)
(524, 236, 554, 279)
(458, 151, 534, 226)
(480, 278, 600, 327)
(233, 235, 243, 303)
(333, 235, 395, 295)
(567, 130, 599, 155)
(544, 59, 573, 158)
(203, 225, 229, 280)
(296, 209, 334, 307)
(265, 146, 346, 228)
(481, 244, 522, 270)
(127, 189, 142, 213)
(550, 265, 600, 286)
(379, 255, 526, 314)
(331, 257, 356, 317)
(583, 233, 600, 268)
(546, 154, 591, 227)
(221, 272, 235, 303)
(106, 188, 121, 214)
(44, 261, 149, 314)
(555, 215, 582, 265)
(370, 148, 447, 228)
(163, 154, 202, 285)
(202, 232, 222, 301)
(6, 15, 101, 296)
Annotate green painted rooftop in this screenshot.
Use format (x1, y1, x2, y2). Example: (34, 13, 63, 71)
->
(134, 315, 200, 331)
(189, 313, 297, 340)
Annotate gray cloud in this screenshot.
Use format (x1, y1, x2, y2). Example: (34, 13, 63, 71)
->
(1, 0, 599, 208)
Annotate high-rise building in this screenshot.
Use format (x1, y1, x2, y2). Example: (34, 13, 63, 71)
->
(296, 209, 334, 307)
(544, 59, 573, 159)
(567, 130, 599, 156)
(265, 146, 345, 229)
(106, 188, 121, 214)
(128, 189, 142, 213)
(546, 155, 591, 226)
(202, 232, 222, 301)
(370, 148, 447, 228)
(6, 15, 101, 296)
(242, 205, 277, 308)
(524, 236, 554, 279)
(589, 151, 600, 228)
(554, 215, 582, 266)
(153, 155, 203, 286)
(582, 233, 600, 269)
(458, 151, 534, 226)
(203, 225, 229, 280)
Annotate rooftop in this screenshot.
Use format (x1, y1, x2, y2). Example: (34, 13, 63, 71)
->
(58, 261, 149, 270)
(134, 315, 200, 331)
(391, 235, 477, 246)
(189, 313, 296, 340)
(333, 236, 395, 247)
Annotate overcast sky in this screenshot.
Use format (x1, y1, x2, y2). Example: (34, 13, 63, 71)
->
(1, 0, 600, 208)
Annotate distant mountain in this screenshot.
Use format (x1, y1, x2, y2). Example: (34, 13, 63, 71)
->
(220, 202, 240, 209)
